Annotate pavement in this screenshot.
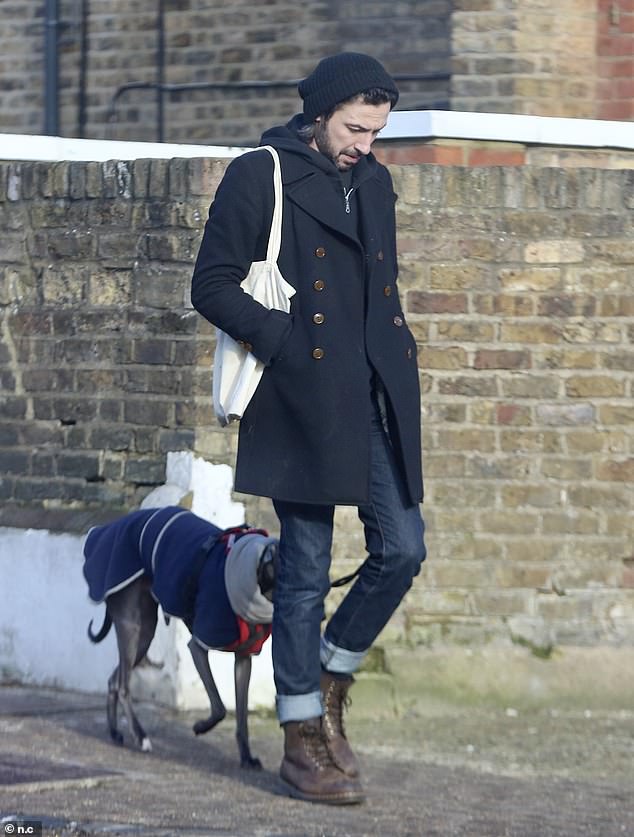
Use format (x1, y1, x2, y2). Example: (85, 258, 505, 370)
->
(1, 683, 633, 837)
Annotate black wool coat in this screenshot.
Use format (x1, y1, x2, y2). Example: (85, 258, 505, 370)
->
(191, 118, 423, 507)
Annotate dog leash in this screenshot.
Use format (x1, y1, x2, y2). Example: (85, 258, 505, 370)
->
(331, 565, 362, 588)
(182, 522, 358, 602)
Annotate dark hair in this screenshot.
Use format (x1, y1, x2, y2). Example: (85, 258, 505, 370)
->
(297, 87, 397, 143)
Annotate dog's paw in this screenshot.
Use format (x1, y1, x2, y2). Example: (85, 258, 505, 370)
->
(193, 712, 226, 736)
(109, 729, 124, 747)
(141, 737, 152, 752)
(241, 755, 263, 770)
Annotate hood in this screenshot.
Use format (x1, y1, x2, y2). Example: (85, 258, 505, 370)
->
(224, 533, 276, 624)
(260, 114, 377, 186)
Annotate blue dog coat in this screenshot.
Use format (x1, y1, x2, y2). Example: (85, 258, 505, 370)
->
(83, 506, 273, 653)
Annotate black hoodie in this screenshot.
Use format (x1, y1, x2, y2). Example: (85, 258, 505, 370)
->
(261, 114, 377, 234)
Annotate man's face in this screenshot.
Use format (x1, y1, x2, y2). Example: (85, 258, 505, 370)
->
(309, 97, 391, 171)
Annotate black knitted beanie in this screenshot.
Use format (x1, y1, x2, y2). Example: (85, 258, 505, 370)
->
(298, 52, 399, 123)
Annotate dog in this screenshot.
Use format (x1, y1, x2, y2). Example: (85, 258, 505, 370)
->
(83, 506, 277, 769)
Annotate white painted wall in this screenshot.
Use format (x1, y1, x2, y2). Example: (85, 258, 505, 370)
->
(0, 526, 116, 691)
(0, 453, 276, 712)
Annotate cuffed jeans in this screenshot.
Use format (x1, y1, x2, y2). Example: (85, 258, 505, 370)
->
(273, 401, 426, 724)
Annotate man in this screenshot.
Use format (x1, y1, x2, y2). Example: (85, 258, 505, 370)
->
(191, 52, 427, 805)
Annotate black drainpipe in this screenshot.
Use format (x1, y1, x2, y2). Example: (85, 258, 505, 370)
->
(44, 0, 60, 135)
(77, 0, 90, 138)
(157, 0, 166, 143)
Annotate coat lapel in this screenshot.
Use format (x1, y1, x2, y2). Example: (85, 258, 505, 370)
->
(279, 150, 387, 249)
(285, 171, 362, 247)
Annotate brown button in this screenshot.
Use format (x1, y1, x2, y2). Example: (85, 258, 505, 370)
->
(383, 285, 392, 297)
(238, 339, 253, 352)
(312, 313, 325, 324)
(393, 315, 403, 327)
(377, 250, 384, 261)
(315, 247, 326, 258)
(313, 279, 325, 291)
(312, 348, 324, 360)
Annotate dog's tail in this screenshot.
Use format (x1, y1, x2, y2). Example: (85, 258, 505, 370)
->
(87, 609, 112, 643)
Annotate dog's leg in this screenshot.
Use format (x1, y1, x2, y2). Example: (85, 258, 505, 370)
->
(106, 661, 123, 746)
(187, 637, 227, 735)
(113, 617, 153, 751)
(108, 583, 155, 752)
(135, 586, 159, 668)
(234, 653, 261, 769)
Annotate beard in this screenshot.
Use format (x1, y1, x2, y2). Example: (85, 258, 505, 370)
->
(312, 121, 359, 171)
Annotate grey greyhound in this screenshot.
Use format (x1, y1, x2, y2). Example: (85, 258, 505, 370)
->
(83, 506, 277, 769)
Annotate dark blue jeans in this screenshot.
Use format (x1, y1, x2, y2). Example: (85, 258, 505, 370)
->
(272, 402, 426, 723)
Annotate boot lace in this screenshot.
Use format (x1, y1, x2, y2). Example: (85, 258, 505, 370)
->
(300, 722, 335, 771)
(323, 679, 351, 740)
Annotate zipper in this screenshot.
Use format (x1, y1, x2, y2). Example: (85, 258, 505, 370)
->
(343, 186, 354, 214)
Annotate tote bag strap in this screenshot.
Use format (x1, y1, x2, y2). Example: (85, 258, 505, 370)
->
(257, 145, 283, 264)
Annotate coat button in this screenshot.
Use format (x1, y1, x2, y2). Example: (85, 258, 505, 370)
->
(315, 247, 326, 258)
(238, 339, 253, 352)
(312, 313, 325, 324)
(313, 279, 325, 291)
(406, 347, 413, 359)
(393, 315, 403, 327)
(377, 250, 384, 261)
(312, 348, 324, 360)
(383, 285, 392, 297)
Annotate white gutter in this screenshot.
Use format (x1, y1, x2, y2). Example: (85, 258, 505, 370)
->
(0, 133, 249, 162)
(381, 110, 634, 151)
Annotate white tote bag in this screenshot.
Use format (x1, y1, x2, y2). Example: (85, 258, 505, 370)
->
(212, 146, 295, 426)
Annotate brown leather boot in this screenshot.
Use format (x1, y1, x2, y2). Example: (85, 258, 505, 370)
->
(280, 717, 364, 804)
(321, 671, 360, 778)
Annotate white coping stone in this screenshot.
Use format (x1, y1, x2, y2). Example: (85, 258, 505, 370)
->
(2, 110, 634, 163)
(380, 110, 634, 151)
(0, 133, 248, 162)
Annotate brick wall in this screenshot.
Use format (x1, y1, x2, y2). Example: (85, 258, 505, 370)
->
(451, 0, 634, 121)
(2, 1, 631, 146)
(0, 157, 204, 515)
(0, 0, 451, 146)
(1, 156, 633, 653)
(376, 139, 634, 169)
(391, 163, 634, 650)
(596, 0, 634, 120)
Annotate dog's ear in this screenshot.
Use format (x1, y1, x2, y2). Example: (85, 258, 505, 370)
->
(257, 542, 277, 600)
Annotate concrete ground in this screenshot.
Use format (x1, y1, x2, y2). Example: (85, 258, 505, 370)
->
(1, 684, 633, 836)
